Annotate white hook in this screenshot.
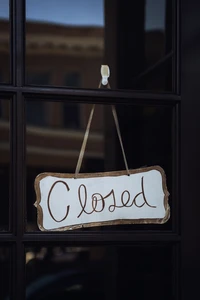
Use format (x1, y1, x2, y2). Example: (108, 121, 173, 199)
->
(101, 65, 110, 85)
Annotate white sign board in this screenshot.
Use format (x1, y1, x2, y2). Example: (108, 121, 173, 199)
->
(34, 166, 170, 231)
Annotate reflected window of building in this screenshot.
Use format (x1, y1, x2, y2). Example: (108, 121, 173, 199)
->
(26, 101, 46, 127)
(26, 73, 50, 127)
(63, 104, 80, 129)
(65, 72, 81, 88)
(27, 72, 50, 85)
(63, 72, 81, 128)
(0, 0, 10, 83)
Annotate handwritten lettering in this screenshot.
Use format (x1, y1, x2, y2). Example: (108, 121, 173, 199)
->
(47, 177, 157, 221)
(77, 176, 156, 218)
(47, 180, 70, 222)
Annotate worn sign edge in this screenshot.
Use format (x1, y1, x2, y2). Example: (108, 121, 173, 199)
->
(34, 165, 170, 231)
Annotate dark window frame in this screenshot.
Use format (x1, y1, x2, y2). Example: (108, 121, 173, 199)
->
(3, 1, 200, 300)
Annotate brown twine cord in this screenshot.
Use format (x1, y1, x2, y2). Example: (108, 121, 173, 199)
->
(74, 81, 130, 178)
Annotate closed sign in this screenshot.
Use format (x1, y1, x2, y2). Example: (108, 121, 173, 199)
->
(34, 166, 170, 231)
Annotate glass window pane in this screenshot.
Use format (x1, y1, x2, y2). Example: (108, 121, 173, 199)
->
(26, 100, 173, 232)
(26, 0, 104, 88)
(117, 245, 173, 300)
(0, 247, 10, 299)
(26, 0, 174, 92)
(144, 0, 173, 91)
(0, 0, 10, 83)
(0, 99, 10, 231)
(26, 246, 109, 300)
(25, 245, 173, 300)
(116, 0, 173, 92)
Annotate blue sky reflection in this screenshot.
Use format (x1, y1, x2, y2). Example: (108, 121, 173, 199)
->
(0, 0, 166, 30)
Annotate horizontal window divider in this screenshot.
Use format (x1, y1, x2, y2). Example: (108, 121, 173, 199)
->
(0, 234, 17, 242)
(22, 232, 181, 243)
(0, 91, 16, 98)
(0, 85, 181, 104)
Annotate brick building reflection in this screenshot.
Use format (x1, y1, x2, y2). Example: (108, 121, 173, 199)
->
(0, 20, 105, 174)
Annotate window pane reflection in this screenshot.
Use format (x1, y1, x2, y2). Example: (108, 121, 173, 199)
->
(26, 0, 104, 88)
(26, 100, 173, 232)
(0, 247, 10, 299)
(0, 99, 10, 231)
(117, 0, 173, 92)
(0, 0, 10, 83)
(25, 245, 173, 300)
(26, 0, 174, 92)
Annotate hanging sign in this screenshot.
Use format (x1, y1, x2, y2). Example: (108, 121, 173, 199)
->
(34, 166, 170, 231)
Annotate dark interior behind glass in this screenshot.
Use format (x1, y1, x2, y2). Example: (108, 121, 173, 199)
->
(25, 245, 173, 300)
(0, 247, 10, 299)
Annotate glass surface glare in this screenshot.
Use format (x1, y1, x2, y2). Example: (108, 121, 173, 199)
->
(0, 99, 10, 231)
(26, 100, 173, 232)
(26, 0, 104, 88)
(25, 245, 173, 300)
(0, 0, 10, 83)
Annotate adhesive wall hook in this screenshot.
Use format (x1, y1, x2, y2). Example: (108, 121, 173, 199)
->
(101, 65, 110, 85)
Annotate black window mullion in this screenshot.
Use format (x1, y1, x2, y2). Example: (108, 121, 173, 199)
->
(170, 0, 180, 95)
(175, 0, 181, 95)
(0, 1, 182, 299)
(23, 88, 180, 105)
(10, 95, 16, 233)
(10, 0, 14, 85)
(173, 243, 181, 300)
(12, 0, 26, 298)
(15, 91, 26, 300)
(171, 102, 180, 234)
(23, 232, 181, 243)
(13, 0, 25, 87)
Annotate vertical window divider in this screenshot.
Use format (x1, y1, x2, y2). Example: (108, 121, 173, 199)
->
(10, 0, 14, 85)
(12, 0, 26, 298)
(13, 0, 25, 87)
(175, 0, 180, 95)
(15, 91, 26, 300)
(10, 94, 16, 234)
(171, 102, 180, 234)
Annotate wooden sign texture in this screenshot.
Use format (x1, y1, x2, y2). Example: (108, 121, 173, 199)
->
(34, 166, 170, 231)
